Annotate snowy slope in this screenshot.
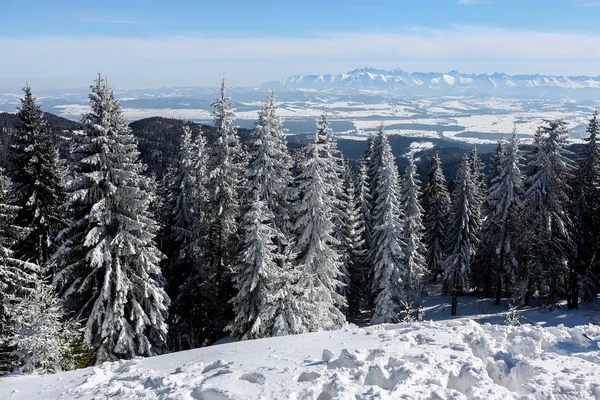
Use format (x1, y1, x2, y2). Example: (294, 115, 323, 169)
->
(2, 319, 600, 399)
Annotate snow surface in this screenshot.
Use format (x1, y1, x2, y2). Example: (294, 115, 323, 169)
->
(2, 317, 600, 399)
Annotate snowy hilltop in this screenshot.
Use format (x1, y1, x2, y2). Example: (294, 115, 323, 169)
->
(1, 320, 600, 399)
(263, 67, 600, 96)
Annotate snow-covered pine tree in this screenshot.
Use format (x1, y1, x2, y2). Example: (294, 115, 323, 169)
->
(399, 156, 427, 316)
(521, 119, 574, 306)
(343, 166, 367, 315)
(52, 75, 169, 363)
(227, 93, 297, 340)
(161, 126, 210, 350)
(475, 140, 506, 297)
(369, 127, 406, 323)
(6, 267, 81, 374)
(445, 155, 481, 316)
(246, 92, 293, 237)
(421, 152, 450, 282)
(573, 111, 600, 303)
(162, 126, 200, 300)
(293, 113, 346, 331)
(9, 86, 64, 265)
(490, 140, 506, 186)
(227, 196, 285, 339)
(0, 170, 36, 374)
(486, 130, 524, 305)
(195, 79, 247, 340)
(468, 146, 486, 229)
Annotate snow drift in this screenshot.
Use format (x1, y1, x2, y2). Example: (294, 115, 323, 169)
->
(1, 319, 600, 399)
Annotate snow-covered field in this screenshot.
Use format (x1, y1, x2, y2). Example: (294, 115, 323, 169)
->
(2, 304, 600, 399)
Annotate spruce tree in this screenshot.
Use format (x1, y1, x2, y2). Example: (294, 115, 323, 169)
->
(228, 93, 296, 339)
(227, 197, 284, 339)
(369, 128, 405, 323)
(343, 166, 367, 315)
(196, 80, 247, 340)
(9, 86, 64, 265)
(247, 92, 294, 236)
(486, 131, 524, 305)
(445, 156, 481, 316)
(52, 75, 169, 363)
(573, 111, 600, 303)
(293, 113, 346, 331)
(6, 268, 80, 374)
(399, 157, 426, 316)
(0, 170, 36, 374)
(422, 152, 450, 281)
(162, 126, 209, 349)
(521, 119, 574, 306)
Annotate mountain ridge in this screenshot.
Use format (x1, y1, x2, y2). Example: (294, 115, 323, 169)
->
(263, 67, 600, 96)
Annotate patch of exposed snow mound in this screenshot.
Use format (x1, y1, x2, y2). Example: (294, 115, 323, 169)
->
(2, 320, 600, 399)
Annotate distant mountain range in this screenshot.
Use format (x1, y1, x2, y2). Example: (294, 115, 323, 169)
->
(263, 68, 600, 97)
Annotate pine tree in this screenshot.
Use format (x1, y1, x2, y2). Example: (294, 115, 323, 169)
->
(343, 166, 367, 315)
(227, 93, 296, 339)
(399, 157, 426, 315)
(9, 86, 64, 265)
(468, 146, 486, 230)
(0, 170, 36, 374)
(573, 111, 600, 304)
(227, 197, 285, 339)
(521, 119, 574, 306)
(445, 156, 481, 316)
(192, 79, 247, 341)
(369, 128, 405, 323)
(162, 126, 201, 300)
(162, 126, 209, 350)
(422, 152, 450, 281)
(52, 75, 169, 363)
(293, 113, 346, 331)
(486, 130, 524, 305)
(246, 92, 293, 237)
(5, 269, 81, 374)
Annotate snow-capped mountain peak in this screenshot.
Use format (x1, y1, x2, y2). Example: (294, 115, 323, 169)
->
(263, 68, 600, 96)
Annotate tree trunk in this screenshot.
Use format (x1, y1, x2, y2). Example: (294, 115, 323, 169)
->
(495, 274, 502, 306)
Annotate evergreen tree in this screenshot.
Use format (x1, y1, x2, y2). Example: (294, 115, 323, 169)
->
(486, 130, 524, 305)
(445, 156, 481, 316)
(293, 113, 346, 331)
(162, 126, 200, 300)
(162, 126, 209, 350)
(343, 166, 367, 315)
(5, 269, 80, 374)
(52, 75, 169, 363)
(399, 157, 427, 315)
(468, 146, 486, 230)
(369, 128, 405, 323)
(9, 86, 64, 265)
(573, 111, 600, 303)
(195, 79, 247, 341)
(247, 92, 294, 236)
(228, 93, 297, 339)
(0, 170, 36, 374)
(422, 152, 450, 281)
(521, 119, 574, 306)
(227, 197, 284, 339)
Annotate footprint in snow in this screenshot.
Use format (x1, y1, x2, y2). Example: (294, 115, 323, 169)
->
(239, 372, 266, 385)
(297, 372, 321, 382)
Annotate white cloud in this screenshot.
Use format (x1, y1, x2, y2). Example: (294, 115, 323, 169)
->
(457, 0, 490, 4)
(574, 0, 600, 6)
(1, 26, 599, 88)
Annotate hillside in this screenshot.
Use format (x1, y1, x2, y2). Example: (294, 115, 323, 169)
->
(1, 315, 599, 399)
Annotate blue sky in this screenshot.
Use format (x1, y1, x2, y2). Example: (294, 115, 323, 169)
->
(1, 0, 599, 88)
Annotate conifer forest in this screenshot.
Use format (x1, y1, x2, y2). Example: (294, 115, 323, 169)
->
(1, 75, 599, 375)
